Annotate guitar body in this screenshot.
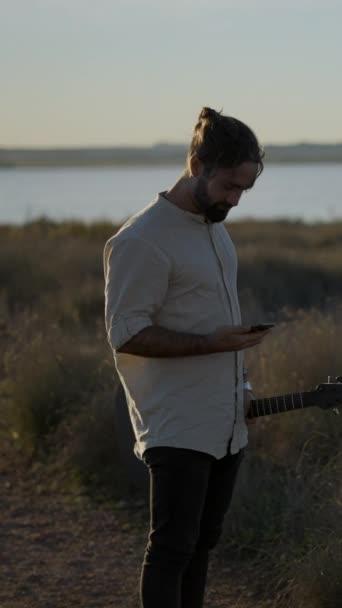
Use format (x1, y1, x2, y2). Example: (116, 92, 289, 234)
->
(112, 376, 341, 493)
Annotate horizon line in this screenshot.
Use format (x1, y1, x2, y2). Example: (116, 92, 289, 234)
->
(1, 140, 342, 150)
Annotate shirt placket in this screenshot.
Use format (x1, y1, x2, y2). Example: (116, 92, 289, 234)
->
(206, 224, 240, 437)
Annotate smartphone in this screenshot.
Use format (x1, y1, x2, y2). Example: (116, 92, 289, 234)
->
(250, 323, 276, 332)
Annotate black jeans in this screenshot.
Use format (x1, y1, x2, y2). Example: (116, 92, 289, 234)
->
(140, 444, 244, 608)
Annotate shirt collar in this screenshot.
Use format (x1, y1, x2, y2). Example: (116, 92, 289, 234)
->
(158, 192, 208, 225)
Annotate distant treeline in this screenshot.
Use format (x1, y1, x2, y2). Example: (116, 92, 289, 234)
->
(1, 142, 342, 167)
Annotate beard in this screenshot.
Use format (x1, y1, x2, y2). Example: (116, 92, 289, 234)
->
(193, 177, 232, 223)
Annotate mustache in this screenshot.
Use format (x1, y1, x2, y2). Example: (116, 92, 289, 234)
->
(214, 203, 233, 210)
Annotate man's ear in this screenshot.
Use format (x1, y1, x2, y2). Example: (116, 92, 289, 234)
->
(189, 153, 203, 178)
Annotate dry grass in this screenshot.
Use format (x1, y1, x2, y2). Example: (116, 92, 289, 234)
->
(222, 305, 342, 607)
(1, 219, 342, 607)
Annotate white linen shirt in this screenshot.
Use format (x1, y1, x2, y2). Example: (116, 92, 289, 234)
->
(103, 192, 248, 461)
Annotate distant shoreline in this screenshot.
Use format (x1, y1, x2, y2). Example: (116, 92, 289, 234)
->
(1, 142, 342, 167)
(1, 160, 342, 169)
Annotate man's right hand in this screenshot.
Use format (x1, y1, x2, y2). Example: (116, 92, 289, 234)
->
(208, 325, 271, 353)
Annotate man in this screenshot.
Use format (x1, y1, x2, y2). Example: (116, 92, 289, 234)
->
(103, 107, 271, 608)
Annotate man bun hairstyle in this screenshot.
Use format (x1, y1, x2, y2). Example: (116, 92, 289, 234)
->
(186, 106, 264, 177)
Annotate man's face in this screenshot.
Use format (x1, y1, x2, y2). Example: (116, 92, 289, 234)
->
(193, 161, 259, 223)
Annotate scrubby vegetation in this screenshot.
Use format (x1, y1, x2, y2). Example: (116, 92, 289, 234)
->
(1, 218, 341, 607)
(227, 305, 342, 607)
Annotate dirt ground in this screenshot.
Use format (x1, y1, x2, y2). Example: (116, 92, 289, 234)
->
(0, 442, 259, 608)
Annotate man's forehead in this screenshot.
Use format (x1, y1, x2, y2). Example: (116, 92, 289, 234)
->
(217, 162, 258, 187)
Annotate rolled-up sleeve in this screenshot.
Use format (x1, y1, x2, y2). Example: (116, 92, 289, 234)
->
(103, 236, 171, 351)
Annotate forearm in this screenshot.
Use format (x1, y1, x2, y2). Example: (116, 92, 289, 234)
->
(117, 325, 214, 357)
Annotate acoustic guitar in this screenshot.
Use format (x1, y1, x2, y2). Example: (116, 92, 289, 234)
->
(248, 375, 342, 419)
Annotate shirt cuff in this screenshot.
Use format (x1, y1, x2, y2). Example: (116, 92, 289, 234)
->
(109, 315, 153, 351)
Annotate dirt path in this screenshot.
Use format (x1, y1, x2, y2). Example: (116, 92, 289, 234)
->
(0, 445, 257, 608)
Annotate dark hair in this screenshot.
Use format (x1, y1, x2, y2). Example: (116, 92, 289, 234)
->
(185, 107, 264, 177)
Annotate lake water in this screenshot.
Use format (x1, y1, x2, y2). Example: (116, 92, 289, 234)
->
(0, 163, 341, 225)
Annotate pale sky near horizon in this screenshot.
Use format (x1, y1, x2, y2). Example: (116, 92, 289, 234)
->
(2, 0, 342, 147)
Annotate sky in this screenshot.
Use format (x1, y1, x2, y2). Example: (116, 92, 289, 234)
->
(2, 0, 342, 147)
